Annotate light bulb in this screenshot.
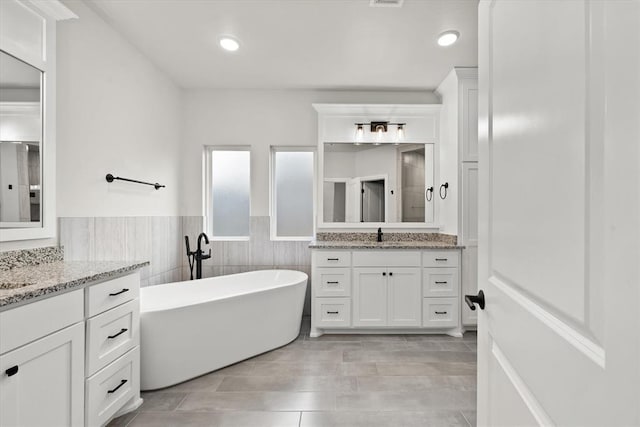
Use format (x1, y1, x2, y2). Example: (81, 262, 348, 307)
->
(397, 124, 405, 142)
(355, 124, 364, 141)
(376, 125, 384, 143)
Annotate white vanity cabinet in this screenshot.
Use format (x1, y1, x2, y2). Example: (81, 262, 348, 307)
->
(311, 248, 461, 337)
(0, 272, 141, 427)
(0, 292, 85, 427)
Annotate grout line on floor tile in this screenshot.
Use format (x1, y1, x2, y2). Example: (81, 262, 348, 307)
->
(461, 410, 473, 427)
(173, 393, 190, 412)
(122, 412, 138, 427)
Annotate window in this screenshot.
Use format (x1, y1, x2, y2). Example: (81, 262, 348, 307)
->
(205, 147, 250, 240)
(271, 147, 315, 240)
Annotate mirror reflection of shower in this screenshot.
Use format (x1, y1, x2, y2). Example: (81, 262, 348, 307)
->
(400, 147, 425, 222)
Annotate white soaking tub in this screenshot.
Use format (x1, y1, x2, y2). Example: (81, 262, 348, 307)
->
(140, 269, 307, 390)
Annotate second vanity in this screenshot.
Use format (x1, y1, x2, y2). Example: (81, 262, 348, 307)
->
(0, 252, 147, 427)
(310, 236, 463, 338)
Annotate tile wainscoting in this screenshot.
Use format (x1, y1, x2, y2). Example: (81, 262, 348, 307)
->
(59, 216, 312, 314)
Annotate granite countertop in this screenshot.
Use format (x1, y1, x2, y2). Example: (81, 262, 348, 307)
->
(0, 260, 149, 311)
(309, 240, 463, 249)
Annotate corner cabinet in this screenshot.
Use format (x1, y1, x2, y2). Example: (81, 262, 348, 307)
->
(311, 249, 462, 337)
(0, 272, 142, 427)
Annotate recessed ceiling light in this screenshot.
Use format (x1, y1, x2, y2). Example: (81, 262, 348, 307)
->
(437, 30, 459, 47)
(219, 36, 240, 52)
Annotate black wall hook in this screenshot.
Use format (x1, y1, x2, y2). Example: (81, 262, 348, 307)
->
(439, 182, 449, 199)
(425, 186, 434, 201)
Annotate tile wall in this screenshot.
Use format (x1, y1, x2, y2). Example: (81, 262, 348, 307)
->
(59, 216, 312, 313)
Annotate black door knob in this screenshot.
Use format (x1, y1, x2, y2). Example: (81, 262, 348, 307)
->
(465, 290, 485, 310)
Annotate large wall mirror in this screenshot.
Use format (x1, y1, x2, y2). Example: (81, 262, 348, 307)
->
(0, 50, 43, 228)
(322, 142, 435, 226)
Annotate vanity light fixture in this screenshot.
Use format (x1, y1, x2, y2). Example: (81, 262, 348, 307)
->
(355, 123, 364, 144)
(219, 36, 240, 52)
(354, 121, 406, 144)
(437, 30, 459, 47)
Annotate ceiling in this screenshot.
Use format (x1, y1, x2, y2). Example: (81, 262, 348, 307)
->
(87, 0, 478, 91)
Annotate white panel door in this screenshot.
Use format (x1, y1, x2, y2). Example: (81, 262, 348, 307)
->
(387, 268, 421, 327)
(0, 322, 85, 427)
(478, 1, 640, 426)
(353, 268, 387, 326)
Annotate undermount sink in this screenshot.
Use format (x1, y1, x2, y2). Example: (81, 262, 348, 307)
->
(0, 282, 33, 290)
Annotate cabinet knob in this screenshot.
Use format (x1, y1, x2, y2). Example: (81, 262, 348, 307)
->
(5, 366, 18, 377)
(389, 272, 393, 276)
(382, 272, 386, 276)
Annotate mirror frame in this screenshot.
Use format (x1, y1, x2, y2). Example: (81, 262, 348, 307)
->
(314, 104, 442, 231)
(0, 0, 76, 242)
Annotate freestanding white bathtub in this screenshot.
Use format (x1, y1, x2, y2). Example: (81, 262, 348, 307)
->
(139, 269, 307, 390)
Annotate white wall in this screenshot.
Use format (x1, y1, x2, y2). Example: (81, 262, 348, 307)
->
(56, 0, 183, 218)
(182, 89, 439, 217)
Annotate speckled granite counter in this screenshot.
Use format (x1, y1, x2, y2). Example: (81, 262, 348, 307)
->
(0, 260, 149, 311)
(309, 240, 463, 249)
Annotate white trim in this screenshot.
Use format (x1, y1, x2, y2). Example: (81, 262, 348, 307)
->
(269, 146, 317, 241)
(0, 4, 56, 242)
(25, 0, 78, 21)
(203, 146, 251, 241)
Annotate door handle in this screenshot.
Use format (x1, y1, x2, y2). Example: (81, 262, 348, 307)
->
(465, 290, 485, 310)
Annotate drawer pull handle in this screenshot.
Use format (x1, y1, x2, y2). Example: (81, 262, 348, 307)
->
(108, 328, 128, 339)
(435, 281, 448, 284)
(107, 379, 128, 394)
(435, 258, 448, 262)
(327, 258, 339, 261)
(109, 288, 129, 296)
(5, 366, 18, 377)
(326, 281, 340, 284)
(327, 311, 340, 314)
(435, 311, 448, 315)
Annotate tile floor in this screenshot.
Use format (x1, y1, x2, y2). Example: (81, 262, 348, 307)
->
(109, 317, 477, 427)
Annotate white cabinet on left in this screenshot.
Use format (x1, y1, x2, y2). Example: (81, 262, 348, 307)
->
(0, 323, 85, 427)
(0, 272, 142, 427)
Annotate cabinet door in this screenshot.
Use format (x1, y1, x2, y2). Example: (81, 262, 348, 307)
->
(387, 268, 421, 327)
(353, 268, 387, 326)
(0, 322, 84, 427)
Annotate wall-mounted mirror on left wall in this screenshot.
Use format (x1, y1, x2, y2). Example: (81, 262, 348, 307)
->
(0, 50, 42, 229)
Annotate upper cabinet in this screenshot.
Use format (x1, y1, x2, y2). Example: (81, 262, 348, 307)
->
(314, 104, 441, 230)
(0, 0, 76, 242)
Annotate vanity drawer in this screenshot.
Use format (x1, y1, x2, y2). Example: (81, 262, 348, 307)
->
(422, 298, 459, 328)
(0, 289, 84, 354)
(87, 273, 139, 317)
(86, 346, 139, 427)
(422, 251, 459, 268)
(315, 251, 351, 268)
(86, 300, 139, 376)
(423, 268, 459, 297)
(314, 298, 351, 327)
(315, 268, 351, 297)
(352, 251, 420, 267)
